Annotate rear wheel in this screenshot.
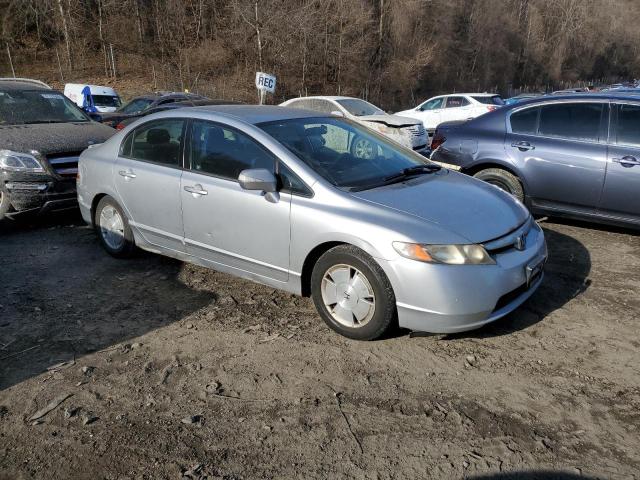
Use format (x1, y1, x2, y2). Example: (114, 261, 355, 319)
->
(311, 245, 396, 340)
(350, 136, 376, 160)
(0, 188, 11, 221)
(473, 168, 524, 202)
(94, 196, 136, 258)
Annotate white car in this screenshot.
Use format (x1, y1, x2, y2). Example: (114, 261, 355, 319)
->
(280, 96, 429, 158)
(396, 93, 504, 134)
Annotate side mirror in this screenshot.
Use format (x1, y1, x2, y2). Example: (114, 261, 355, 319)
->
(238, 168, 277, 193)
(330, 110, 344, 117)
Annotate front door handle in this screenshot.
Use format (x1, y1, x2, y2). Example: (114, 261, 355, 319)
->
(118, 170, 136, 179)
(612, 155, 640, 168)
(511, 141, 535, 151)
(184, 184, 208, 196)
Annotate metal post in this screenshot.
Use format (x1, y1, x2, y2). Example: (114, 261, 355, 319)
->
(6, 44, 15, 77)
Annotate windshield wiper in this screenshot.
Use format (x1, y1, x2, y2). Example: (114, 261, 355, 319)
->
(347, 164, 442, 192)
(382, 164, 442, 183)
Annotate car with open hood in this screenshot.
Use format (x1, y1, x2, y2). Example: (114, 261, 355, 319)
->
(0, 78, 115, 220)
(280, 96, 429, 157)
(77, 105, 546, 340)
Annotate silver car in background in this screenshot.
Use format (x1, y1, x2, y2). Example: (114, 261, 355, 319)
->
(77, 105, 547, 340)
(280, 96, 429, 157)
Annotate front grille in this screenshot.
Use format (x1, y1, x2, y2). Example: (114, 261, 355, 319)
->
(493, 282, 529, 312)
(405, 124, 426, 138)
(47, 152, 81, 177)
(483, 217, 534, 255)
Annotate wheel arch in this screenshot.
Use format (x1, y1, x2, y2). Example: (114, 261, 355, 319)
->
(90, 193, 110, 228)
(462, 160, 529, 194)
(300, 241, 346, 297)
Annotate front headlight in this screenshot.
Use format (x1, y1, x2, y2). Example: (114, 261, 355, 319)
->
(393, 242, 496, 265)
(0, 150, 45, 172)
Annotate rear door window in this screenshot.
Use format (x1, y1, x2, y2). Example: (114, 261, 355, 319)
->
(510, 107, 539, 135)
(615, 104, 640, 146)
(444, 96, 469, 108)
(538, 103, 603, 142)
(125, 118, 185, 167)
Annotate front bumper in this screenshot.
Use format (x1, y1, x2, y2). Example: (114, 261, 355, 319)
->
(380, 222, 547, 333)
(2, 171, 78, 217)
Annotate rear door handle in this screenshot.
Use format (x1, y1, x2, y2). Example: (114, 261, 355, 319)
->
(612, 155, 640, 167)
(511, 141, 535, 151)
(118, 170, 136, 179)
(184, 184, 208, 196)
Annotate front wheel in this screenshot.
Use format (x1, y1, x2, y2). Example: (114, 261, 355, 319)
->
(473, 168, 525, 202)
(94, 196, 136, 258)
(311, 245, 396, 340)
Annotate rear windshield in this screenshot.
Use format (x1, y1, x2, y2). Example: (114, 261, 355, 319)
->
(335, 99, 384, 116)
(472, 96, 505, 105)
(0, 90, 89, 125)
(119, 98, 153, 114)
(92, 94, 121, 108)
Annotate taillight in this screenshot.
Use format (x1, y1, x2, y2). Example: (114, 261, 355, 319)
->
(486, 105, 497, 112)
(115, 123, 126, 130)
(431, 130, 446, 151)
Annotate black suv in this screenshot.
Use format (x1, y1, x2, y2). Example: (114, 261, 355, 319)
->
(0, 78, 115, 220)
(92, 92, 208, 128)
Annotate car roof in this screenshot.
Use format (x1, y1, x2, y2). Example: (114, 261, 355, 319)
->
(511, 93, 640, 107)
(0, 78, 51, 91)
(188, 105, 326, 124)
(286, 95, 361, 102)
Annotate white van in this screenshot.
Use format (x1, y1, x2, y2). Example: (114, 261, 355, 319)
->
(63, 84, 121, 113)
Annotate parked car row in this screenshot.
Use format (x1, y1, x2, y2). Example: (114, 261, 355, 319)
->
(3, 75, 637, 343)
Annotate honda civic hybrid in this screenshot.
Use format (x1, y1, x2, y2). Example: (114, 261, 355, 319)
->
(77, 105, 547, 340)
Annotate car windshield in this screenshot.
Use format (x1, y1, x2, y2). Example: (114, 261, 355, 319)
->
(472, 95, 505, 105)
(119, 98, 153, 114)
(335, 99, 384, 116)
(0, 89, 89, 125)
(259, 117, 429, 191)
(92, 95, 121, 108)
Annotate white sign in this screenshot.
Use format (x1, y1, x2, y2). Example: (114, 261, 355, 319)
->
(255, 72, 276, 94)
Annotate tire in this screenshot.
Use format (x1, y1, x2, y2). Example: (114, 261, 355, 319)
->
(350, 136, 376, 160)
(0, 188, 11, 221)
(311, 244, 396, 341)
(94, 196, 136, 258)
(473, 168, 524, 202)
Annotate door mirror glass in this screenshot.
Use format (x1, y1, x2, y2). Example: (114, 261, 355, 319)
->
(238, 168, 277, 192)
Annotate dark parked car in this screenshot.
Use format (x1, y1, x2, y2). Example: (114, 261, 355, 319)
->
(0, 78, 115, 220)
(430, 94, 640, 230)
(113, 99, 245, 130)
(91, 92, 208, 127)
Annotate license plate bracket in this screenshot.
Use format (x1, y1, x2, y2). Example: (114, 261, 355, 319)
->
(526, 256, 546, 288)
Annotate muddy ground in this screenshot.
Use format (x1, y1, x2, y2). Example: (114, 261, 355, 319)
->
(0, 212, 639, 480)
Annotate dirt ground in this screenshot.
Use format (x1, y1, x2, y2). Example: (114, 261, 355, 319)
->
(1, 212, 639, 480)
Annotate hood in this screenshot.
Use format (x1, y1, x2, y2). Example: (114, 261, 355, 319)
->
(358, 114, 421, 128)
(0, 122, 116, 156)
(352, 171, 528, 244)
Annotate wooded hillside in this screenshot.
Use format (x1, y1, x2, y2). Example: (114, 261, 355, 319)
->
(2, 0, 640, 108)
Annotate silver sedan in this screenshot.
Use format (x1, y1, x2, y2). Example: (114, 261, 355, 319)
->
(77, 105, 547, 340)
